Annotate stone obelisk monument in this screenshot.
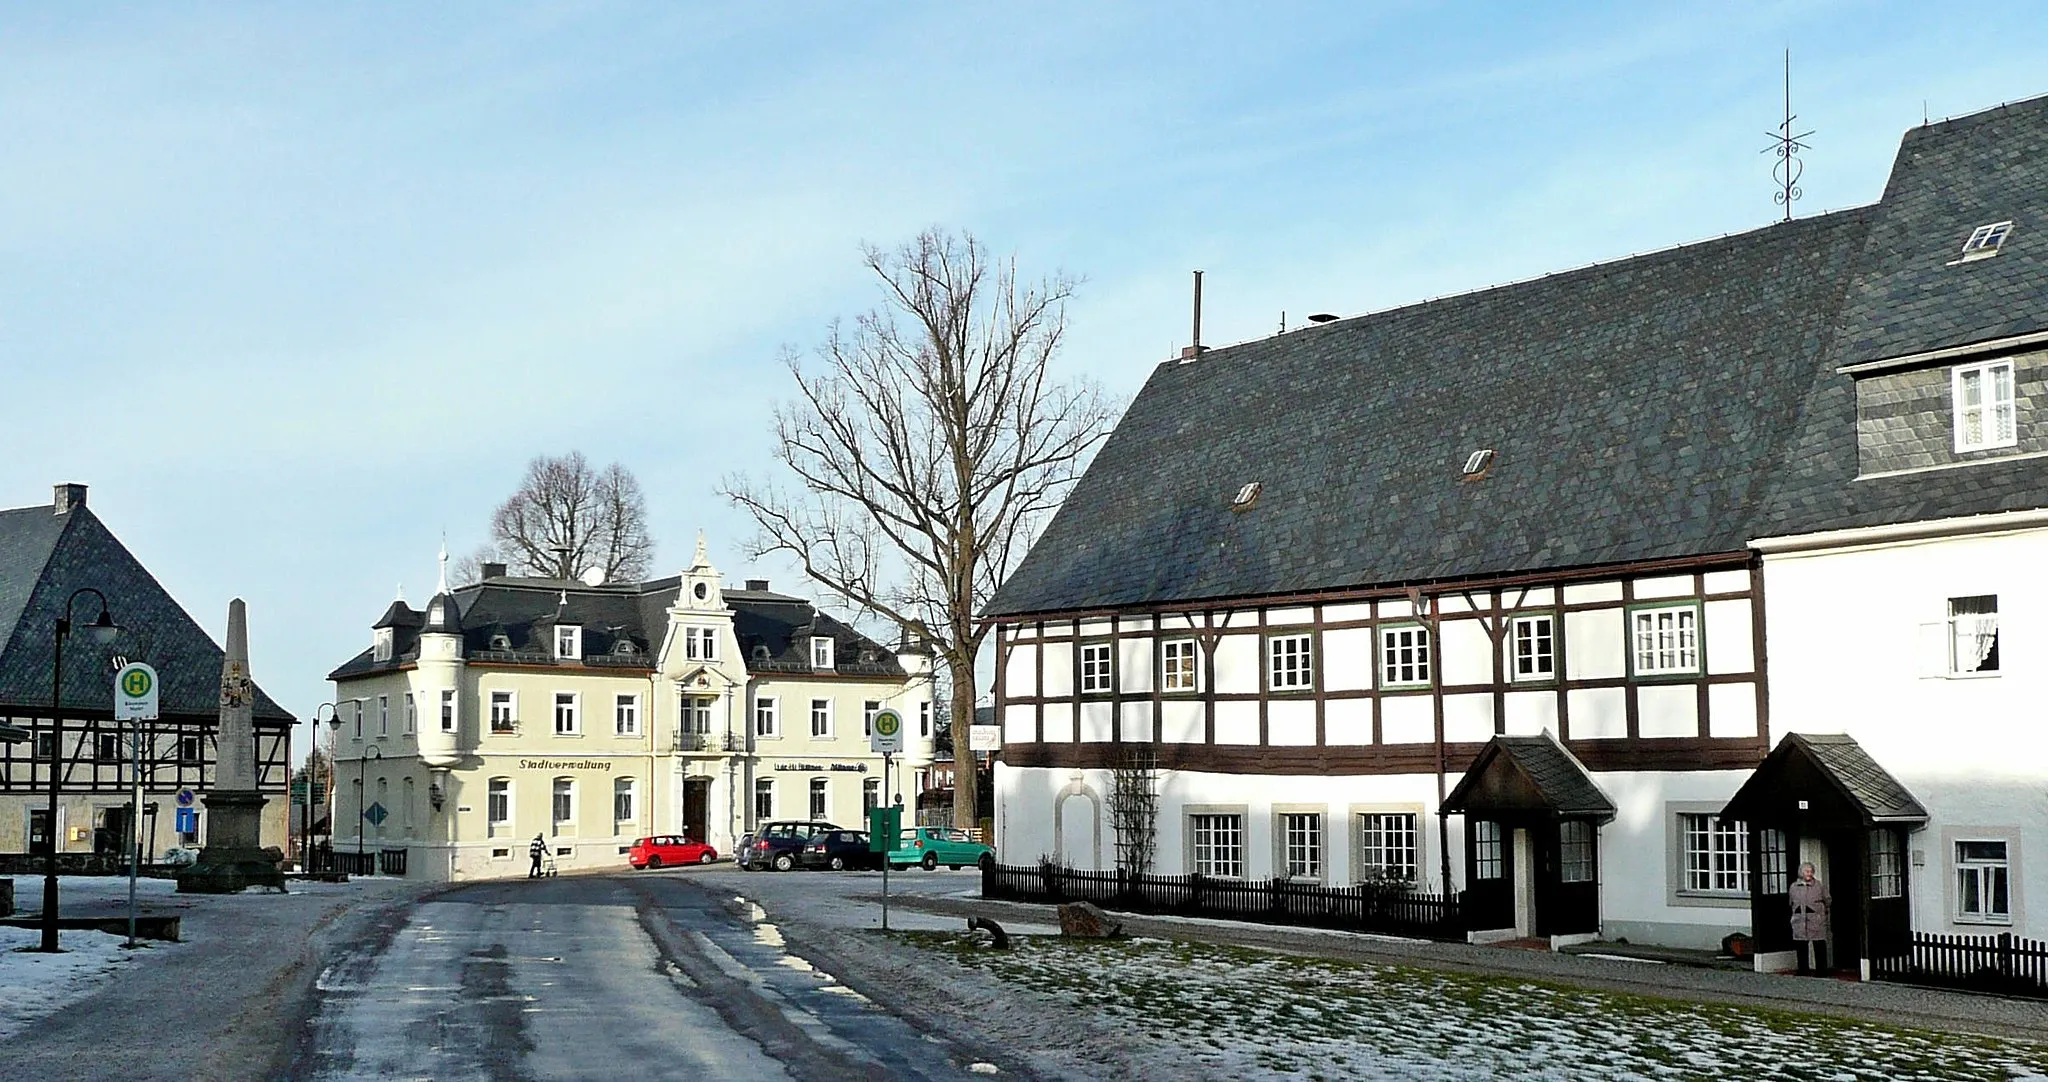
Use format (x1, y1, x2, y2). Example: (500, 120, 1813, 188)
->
(177, 599, 285, 893)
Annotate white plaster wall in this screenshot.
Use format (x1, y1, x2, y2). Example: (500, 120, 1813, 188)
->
(1042, 643, 1073, 698)
(1564, 609, 1626, 680)
(1326, 698, 1373, 744)
(1119, 702, 1154, 742)
(1079, 702, 1115, 743)
(1704, 599, 1755, 675)
(1042, 702, 1073, 743)
(1765, 525, 2048, 939)
(1003, 703, 1036, 744)
(1593, 769, 1754, 948)
(1706, 683, 1758, 738)
(1439, 621, 1495, 686)
(1562, 582, 1623, 605)
(1443, 693, 1494, 743)
(1119, 637, 1155, 694)
(1568, 687, 1627, 738)
(1161, 700, 1204, 743)
(1634, 574, 1694, 600)
(1636, 684, 1698, 739)
(1502, 690, 1558, 736)
(1215, 700, 1259, 745)
(1704, 569, 1750, 595)
(1325, 602, 1373, 623)
(1078, 619, 1112, 638)
(1323, 628, 1375, 691)
(1003, 642, 1037, 698)
(1269, 700, 1316, 746)
(1269, 607, 1315, 625)
(1213, 634, 1258, 694)
(1381, 695, 1433, 744)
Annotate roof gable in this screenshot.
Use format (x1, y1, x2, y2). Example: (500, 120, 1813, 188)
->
(1444, 734, 1615, 821)
(1721, 732, 1928, 830)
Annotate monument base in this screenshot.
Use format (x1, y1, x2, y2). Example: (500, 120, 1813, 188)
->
(178, 789, 285, 894)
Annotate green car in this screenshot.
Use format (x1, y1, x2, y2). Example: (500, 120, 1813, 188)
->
(888, 827, 995, 871)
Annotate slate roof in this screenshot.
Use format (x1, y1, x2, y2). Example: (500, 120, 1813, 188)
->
(327, 577, 908, 681)
(1443, 734, 1616, 821)
(1721, 732, 1929, 826)
(989, 94, 2048, 618)
(0, 498, 293, 723)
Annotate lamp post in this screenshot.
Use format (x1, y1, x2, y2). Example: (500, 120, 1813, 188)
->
(40, 588, 119, 953)
(316, 699, 365, 873)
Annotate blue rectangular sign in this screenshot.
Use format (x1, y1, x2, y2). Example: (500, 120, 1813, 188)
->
(175, 807, 198, 834)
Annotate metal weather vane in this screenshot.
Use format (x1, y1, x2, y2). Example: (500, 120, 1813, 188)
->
(1763, 49, 1814, 222)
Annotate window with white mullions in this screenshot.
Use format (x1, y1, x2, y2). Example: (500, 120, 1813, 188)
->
(1960, 220, 2014, 258)
(1758, 828, 1790, 895)
(551, 778, 575, 835)
(1510, 615, 1555, 681)
(1472, 820, 1503, 880)
(1954, 360, 2018, 451)
(553, 693, 579, 735)
(809, 778, 828, 820)
(810, 699, 831, 738)
(1956, 840, 2011, 924)
(613, 777, 635, 824)
(1161, 638, 1198, 692)
(755, 697, 779, 738)
(1631, 605, 1700, 676)
(486, 778, 510, 835)
(1358, 812, 1419, 883)
(1559, 820, 1595, 884)
(1190, 814, 1243, 878)
(489, 691, 516, 734)
(1681, 813, 1748, 894)
(1869, 830, 1903, 900)
(1380, 626, 1431, 686)
(753, 779, 773, 821)
(1949, 595, 1999, 674)
(1079, 643, 1114, 694)
(615, 695, 639, 736)
(1281, 813, 1321, 879)
(1267, 634, 1313, 691)
(439, 689, 457, 733)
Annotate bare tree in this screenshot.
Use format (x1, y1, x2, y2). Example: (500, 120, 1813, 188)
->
(724, 228, 1117, 829)
(489, 452, 656, 583)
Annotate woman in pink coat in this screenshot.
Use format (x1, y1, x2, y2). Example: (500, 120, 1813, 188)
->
(1789, 862, 1831, 975)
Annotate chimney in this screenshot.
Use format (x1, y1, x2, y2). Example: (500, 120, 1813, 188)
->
(481, 562, 507, 580)
(744, 579, 770, 592)
(52, 483, 87, 515)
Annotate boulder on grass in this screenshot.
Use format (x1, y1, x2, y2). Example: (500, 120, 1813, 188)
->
(1058, 901, 1124, 938)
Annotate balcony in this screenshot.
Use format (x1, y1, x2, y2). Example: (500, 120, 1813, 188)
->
(673, 730, 746, 754)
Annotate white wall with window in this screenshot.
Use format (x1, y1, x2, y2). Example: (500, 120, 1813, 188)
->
(1760, 514, 2048, 940)
(755, 696, 779, 738)
(551, 778, 575, 836)
(553, 692, 580, 735)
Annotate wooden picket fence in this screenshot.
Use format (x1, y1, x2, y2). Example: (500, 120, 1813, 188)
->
(982, 862, 1465, 941)
(1872, 930, 2048, 998)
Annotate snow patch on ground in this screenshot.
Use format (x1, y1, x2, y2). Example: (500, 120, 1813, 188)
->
(0, 927, 168, 1040)
(903, 934, 2048, 1082)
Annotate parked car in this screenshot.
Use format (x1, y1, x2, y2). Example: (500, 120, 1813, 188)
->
(888, 827, 995, 871)
(799, 830, 882, 871)
(739, 820, 844, 871)
(629, 835, 718, 869)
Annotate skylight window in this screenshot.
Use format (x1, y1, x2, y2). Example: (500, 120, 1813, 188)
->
(1958, 221, 2013, 261)
(1230, 482, 1262, 512)
(1462, 449, 1496, 476)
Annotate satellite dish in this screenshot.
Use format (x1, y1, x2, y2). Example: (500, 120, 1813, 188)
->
(580, 567, 607, 587)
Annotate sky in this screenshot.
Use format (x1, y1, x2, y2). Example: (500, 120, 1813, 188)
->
(4, 2, 2047, 767)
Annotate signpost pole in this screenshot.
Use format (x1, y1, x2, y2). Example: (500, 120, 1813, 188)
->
(114, 662, 159, 951)
(882, 751, 892, 932)
(127, 721, 140, 948)
(869, 707, 905, 934)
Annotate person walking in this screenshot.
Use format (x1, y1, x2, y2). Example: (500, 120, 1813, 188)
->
(1790, 861, 1831, 975)
(529, 833, 550, 879)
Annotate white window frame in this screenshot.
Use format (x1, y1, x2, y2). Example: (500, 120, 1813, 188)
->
(1869, 829, 1904, 900)
(1559, 820, 1595, 884)
(1954, 839, 2012, 925)
(810, 698, 832, 739)
(1959, 220, 2014, 259)
(1079, 642, 1114, 694)
(811, 636, 835, 669)
(1379, 625, 1431, 688)
(1473, 820, 1503, 881)
(555, 625, 583, 661)
(553, 692, 581, 736)
(615, 694, 640, 736)
(1161, 638, 1199, 693)
(863, 777, 881, 815)
(809, 777, 829, 820)
(1947, 595, 2000, 676)
(403, 693, 416, 734)
(863, 700, 882, 737)
(1680, 813, 1748, 895)
(439, 689, 457, 733)
(1267, 633, 1314, 692)
(685, 626, 719, 661)
(1357, 812, 1419, 884)
(917, 701, 931, 738)
(613, 777, 636, 825)
(1629, 603, 1701, 677)
(1509, 614, 1557, 682)
(755, 696, 780, 738)
(378, 695, 389, 737)
(1189, 813, 1244, 878)
(1280, 812, 1322, 880)
(753, 778, 774, 822)
(1953, 359, 2017, 452)
(489, 690, 517, 734)
(551, 778, 575, 835)
(486, 777, 511, 835)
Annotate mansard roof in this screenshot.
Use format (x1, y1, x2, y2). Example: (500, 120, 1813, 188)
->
(989, 94, 2048, 619)
(327, 575, 906, 681)
(0, 497, 293, 723)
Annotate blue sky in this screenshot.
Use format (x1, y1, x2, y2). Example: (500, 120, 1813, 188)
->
(4, 2, 2045, 763)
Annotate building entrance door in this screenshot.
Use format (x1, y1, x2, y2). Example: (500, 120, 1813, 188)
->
(95, 805, 134, 856)
(683, 778, 710, 844)
(28, 809, 53, 855)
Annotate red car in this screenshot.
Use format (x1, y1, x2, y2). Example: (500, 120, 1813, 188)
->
(629, 835, 718, 869)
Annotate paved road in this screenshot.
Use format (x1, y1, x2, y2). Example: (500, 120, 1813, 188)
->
(287, 871, 1007, 1081)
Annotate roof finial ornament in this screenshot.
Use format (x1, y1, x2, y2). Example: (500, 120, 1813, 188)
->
(395, 583, 405, 603)
(692, 530, 709, 570)
(437, 536, 449, 594)
(1762, 48, 1814, 223)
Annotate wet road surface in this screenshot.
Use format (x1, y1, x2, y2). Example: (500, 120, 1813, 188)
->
(289, 872, 1000, 1081)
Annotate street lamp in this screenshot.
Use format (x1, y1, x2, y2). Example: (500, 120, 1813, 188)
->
(319, 699, 366, 873)
(39, 588, 119, 953)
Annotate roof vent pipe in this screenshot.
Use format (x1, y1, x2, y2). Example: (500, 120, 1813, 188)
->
(1191, 270, 1204, 355)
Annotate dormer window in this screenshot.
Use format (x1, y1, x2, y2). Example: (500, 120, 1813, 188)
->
(490, 634, 513, 651)
(1954, 360, 2017, 451)
(810, 636, 835, 670)
(1958, 220, 2014, 261)
(555, 625, 583, 661)
(373, 627, 394, 663)
(684, 627, 718, 661)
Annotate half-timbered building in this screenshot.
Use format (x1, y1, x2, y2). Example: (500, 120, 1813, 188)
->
(0, 483, 295, 862)
(984, 95, 2048, 965)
